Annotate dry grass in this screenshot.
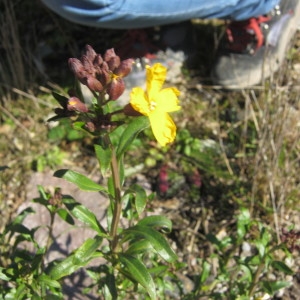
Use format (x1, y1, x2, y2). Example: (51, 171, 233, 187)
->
(0, 0, 26, 102)
(0, 0, 45, 103)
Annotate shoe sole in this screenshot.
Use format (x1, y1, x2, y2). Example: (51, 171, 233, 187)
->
(211, 0, 300, 89)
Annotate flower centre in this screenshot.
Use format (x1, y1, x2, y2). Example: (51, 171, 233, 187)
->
(149, 101, 157, 111)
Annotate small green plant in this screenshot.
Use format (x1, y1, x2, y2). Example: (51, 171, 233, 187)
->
(32, 146, 66, 172)
(188, 208, 295, 299)
(0, 45, 181, 299)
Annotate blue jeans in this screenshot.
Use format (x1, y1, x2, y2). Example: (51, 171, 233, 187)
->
(41, 0, 280, 29)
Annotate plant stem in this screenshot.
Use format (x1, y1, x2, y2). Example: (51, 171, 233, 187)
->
(249, 261, 265, 297)
(105, 134, 122, 253)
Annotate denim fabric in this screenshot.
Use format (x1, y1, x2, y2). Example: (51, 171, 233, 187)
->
(41, 0, 280, 28)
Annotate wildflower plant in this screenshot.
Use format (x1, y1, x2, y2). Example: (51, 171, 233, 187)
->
(46, 45, 180, 298)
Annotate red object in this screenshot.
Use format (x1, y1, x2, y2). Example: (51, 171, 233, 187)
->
(225, 16, 271, 53)
(158, 164, 169, 194)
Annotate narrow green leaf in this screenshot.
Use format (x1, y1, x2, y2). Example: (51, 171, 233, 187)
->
(15, 284, 27, 299)
(63, 196, 107, 236)
(123, 225, 177, 262)
(125, 184, 147, 215)
(56, 208, 75, 225)
(271, 261, 294, 275)
(72, 121, 90, 135)
(9, 207, 35, 227)
(237, 208, 251, 239)
(38, 274, 61, 289)
(116, 116, 149, 159)
(49, 256, 79, 281)
(200, 260, 211, 284)
(49, 236, 102, 280)
(126, 239, 153, 255)
(261, 280, 291, 294)
(256, 240, 266, 258)
(137, 215, 172, 233)
(0, 268, 11, 281)
(103, 273, 118, 300)
(54, 169, 107, 192)
(119, 253, 156, 300)
(73, 236, 103, 262)
(52, 92, 68, 108)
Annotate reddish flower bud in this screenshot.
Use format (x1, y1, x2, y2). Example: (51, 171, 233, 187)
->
(86, 76, 103, 92)
(68, 58, 88, 82)
(67, 97, 89, 113)
(81, 55, 95, 75)
(107, 56, 121, 71)
(85, 44, 97, 62)
(101, 61, 109, 71)
(85, 121, 96, 132)
(107, 77, 125, 100)
(104, 48, 117, 62)
(115, 58, 134, 77)
(93, 54, 103, 68)
(99, 65, 112, 86)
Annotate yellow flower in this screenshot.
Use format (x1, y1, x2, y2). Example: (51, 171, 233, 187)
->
(130, 63, 181, 146)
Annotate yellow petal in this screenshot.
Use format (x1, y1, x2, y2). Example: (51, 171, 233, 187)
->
(149, 110, 177, 146)
(155, 87, 181, 113)
(146, 63, 167, 98)
(130, 87, 150, 116)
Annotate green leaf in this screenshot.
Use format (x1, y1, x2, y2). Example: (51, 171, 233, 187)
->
(94, 141, 112, 175)
(15, 284, 27, 300)
(271, 261, 294, 275)
(54, 169, 107, 192)
(62, 196, 107, 236)
(7, 223, 33, 238)
(256, 240, 267, 258)
(9, 207, 35, 226)
(116, 116, 149, 160)
(125, 184, 147, 216)
(137, 215, 172, 233)
(56, 208, 75, 225)
(118, 253, 156, 300)
(126, 239, 153, 255)
(38, 274, 61, 289)
(200, 260, 211, 284)
(0, 268, 11, 281)
(237, 208, 251, 239)
(123, 225, 177, 262)
(52, 92, 68, 108)
(261, 280, 291, 295)
(49, 236, 102, 280)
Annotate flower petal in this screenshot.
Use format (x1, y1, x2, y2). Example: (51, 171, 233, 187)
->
(146, 63, 167, 97)
(155, 87, 181, 113)
(149, 110, 177, 146)
(130, 87, 150, 116)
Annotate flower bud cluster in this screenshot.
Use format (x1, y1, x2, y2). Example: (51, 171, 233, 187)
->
(50, 45, 135, 136)
(68, 45, 134, 100)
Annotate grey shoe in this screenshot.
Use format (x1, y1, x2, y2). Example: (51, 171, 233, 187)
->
(211, 0, 300, 89)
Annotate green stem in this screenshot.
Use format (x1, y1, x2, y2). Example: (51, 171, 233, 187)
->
(104, 134, 122, 253)
(248, 261, 265, 297)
